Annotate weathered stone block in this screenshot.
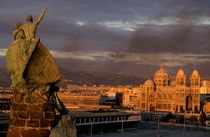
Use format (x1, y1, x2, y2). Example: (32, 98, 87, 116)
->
(40, 119, 52, 127)
(12, 103, 19, 111)
(19, 112, 29, 119)
(7, 127, 22, 137)
(27, 120, 39, 127)
(13, 119, 26, 127)
(13, 111, 29, 119)
(29, 104, 42, 112)
(20, 129, 50, 137)
(14, 93, 25, 103)
(18, 104, 28, 111)
(42, 103, 53, 112)
(12, 93, 18, 103)
(12, 111, 18, 119)
(25, 95, 32, 103)
(30, 112, 43, 119)
(25, 94, 37, 103)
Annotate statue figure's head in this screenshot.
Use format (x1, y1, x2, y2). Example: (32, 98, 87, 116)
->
(26, 15, 33, 22)
(15, 22, 22, 29)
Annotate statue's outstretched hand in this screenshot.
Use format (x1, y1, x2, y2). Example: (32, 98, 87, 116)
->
(36, 8, 47, 25)
(43, 8, 47, 12)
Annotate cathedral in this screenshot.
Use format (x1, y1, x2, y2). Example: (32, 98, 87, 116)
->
(139, 63, 200, 113)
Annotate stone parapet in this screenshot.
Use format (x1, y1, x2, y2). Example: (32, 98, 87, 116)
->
(7, 90, 56, 137)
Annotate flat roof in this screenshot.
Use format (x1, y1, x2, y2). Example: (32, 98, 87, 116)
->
(0, 111, 136, 119)
(69, 111, 135, 118)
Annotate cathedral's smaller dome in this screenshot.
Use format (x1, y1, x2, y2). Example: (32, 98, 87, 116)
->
(170, 80, 176, 86)
(177, 69, 184, 76)
(144, 80, 154, 87)
(192, 70, 199, 76)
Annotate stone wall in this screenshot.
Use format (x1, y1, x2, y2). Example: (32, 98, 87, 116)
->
(7, 90, 56, 137)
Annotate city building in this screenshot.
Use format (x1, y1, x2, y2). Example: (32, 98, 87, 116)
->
(138, 63, 200, 113)
(115, 87, 140, 108)
(200, 80, 210, 94)
(60, 63, 201, 114)
(0, 87, 13, 112)
(58, 90, 100, 107)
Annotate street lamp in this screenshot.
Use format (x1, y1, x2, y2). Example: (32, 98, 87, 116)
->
(157, 113, 160, 137)
(156, 93, 160, 137)
(183, 111, 186, 134)
(90, 122, 93, 137)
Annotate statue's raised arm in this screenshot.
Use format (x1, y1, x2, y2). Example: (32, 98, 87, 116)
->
(21, 8, 47, 38)
(35, 8, 47, 25)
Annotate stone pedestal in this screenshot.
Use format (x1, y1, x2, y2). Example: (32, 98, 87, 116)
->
(7, 90, 56, 137)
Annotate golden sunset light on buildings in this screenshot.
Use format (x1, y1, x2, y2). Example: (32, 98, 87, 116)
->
(138, 63, 200, 113)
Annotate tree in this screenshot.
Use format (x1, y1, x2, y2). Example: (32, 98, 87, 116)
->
(163, 112, 175, 122)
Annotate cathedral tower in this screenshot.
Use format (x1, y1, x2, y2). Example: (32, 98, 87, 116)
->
(190, 70, 200, 87)
(176, 69, 186, 86)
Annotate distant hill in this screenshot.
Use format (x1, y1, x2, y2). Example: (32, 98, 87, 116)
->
(0, 67, 148, 87)
(1, 67, 210, 87)
(60, 68, 148, 86)
(0, 67, 11, 87)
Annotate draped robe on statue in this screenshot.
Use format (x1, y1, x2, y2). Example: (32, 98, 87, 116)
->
(6, 38, 62, 94)
(6, 38, 76, 137)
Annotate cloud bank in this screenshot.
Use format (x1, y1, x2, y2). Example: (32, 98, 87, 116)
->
(1, 0, 210, 76)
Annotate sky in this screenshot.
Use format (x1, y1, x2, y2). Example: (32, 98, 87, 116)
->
(1, 0, 210, 78)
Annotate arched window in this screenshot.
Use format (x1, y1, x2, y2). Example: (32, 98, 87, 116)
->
(195, 79, 199, 86)
(180, 78, 184, 85)
(186, 96, 192, 110)
(142, 93, 145, 98)
(194, 106, 199, 113)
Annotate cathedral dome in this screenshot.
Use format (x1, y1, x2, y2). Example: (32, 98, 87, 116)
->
(154, 63, 169, 87)
(144, 80, 154, 87)
(177, 69, 184, 76)
(154, 63, 169, 80)
(192, 70, 199, 76)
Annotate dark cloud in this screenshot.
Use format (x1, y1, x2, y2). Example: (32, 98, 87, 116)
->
(2, 0, 210, 76)
(0, 13, 128, 51)
(128, 24, 210, 54)
(38, 17, 129, 51)
(151, 0, 210, 20)
(127, 1, 210, 54)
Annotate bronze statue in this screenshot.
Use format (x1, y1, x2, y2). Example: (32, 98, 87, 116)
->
(7, 8, 62, 94)
(6, 8, 76, 137)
